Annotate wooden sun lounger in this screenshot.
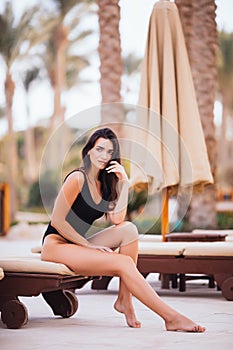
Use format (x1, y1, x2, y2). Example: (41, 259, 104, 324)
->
(0, 255, 99, 329)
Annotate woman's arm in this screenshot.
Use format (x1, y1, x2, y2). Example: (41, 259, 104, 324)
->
(106, 161, 130, 225)
(108, 180, 130, 224)
(51, 172, 112, 252)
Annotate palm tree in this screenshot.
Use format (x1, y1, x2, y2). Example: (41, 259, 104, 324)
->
(22, 68, 40, 184)
(40, 0, 93, 169)
(97, 0, 124, 135)
(0, 2, 57, 218)
(0, 2, 37, 218)
(176, 0, 218, 229)
(49, 0, 94, 131)
(217, 31, 233, 175)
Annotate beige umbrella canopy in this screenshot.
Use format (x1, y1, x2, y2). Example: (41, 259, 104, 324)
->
(130, 0, 213, 240)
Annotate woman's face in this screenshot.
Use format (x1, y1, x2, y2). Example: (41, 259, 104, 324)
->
(88, 137, 114, 170)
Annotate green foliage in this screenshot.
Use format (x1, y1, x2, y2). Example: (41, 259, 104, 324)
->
(0, 106, 5, 119)
(27, 170, 59, 210)
(127, 187, 148, 216)
(133, 217, 161, 235)
(218, 30, 233, 79)
(27, 180, 43, 208)
(62, 140, 83, 177)
(217, 212, 233, 229)
(172, 213, 233, 231)
(123, 53, 141, 75)
(17, 133, 24, 159)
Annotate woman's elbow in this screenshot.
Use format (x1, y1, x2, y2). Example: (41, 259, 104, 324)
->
(51, 218, 64, 231)
(110, 215, 125, 225)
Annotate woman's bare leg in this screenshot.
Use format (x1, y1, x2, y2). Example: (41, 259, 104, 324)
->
(41, 236, 205, 332)
(88, 222, 141, 327)
(113, 240, 141, 327)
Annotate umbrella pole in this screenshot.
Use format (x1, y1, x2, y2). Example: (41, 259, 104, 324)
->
(161, 188, 169, 242)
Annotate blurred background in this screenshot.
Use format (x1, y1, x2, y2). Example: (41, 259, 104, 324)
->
(0, 0, 233, 237)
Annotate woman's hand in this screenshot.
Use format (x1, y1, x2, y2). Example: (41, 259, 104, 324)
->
(105, 161, 129, 182)
(87, 244, 113, 253)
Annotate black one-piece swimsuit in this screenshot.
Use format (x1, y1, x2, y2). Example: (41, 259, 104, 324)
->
(42, 169, 109, 244)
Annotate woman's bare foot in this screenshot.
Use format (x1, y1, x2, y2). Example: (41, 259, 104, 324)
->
(114, 299, 141, 328)
(165, 314, 206, 333)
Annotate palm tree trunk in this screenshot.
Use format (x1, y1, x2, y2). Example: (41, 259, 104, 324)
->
(4, 72, 17, 219)
(50, 24, 67, 130)
(97, 0, 124, 136)
(219, 92, 229, 170)
(176, 0, 218, 228)
(49, 25, 68, 168)
(24, 99, 37, 183)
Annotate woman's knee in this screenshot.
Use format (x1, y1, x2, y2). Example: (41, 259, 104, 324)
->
(118, 221, 139, 244)
(117, 254, 135, 275)
(41, 242, 50, 261)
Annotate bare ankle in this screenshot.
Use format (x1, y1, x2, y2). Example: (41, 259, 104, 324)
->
(163, 310, 179, 324)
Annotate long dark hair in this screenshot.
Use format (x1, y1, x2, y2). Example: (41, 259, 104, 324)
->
(82, 128, 121, 203)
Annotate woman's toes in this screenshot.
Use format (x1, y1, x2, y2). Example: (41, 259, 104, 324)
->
(129, 320, 141, 328)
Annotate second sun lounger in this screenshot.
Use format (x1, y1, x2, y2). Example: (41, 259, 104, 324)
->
(92, 241, 233, 301)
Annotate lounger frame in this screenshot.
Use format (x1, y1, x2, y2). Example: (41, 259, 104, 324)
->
(0, 272, 97, 329)
(92, 254, 233, 301)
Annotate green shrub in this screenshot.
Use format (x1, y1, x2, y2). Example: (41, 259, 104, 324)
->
(217, 212, 233, 229)
(27, 170, 59, 210)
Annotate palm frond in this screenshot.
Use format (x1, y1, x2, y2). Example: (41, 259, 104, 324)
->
(0, 2, 15, 63)
(69, 29, 93, 44)
(67, 4, 97, 31)
(2, 0, 60, 66)
(0, 17, 8, 61)
(10, 6, 41, 60)
(67, 54, 89, 70)
(0, 106, 6, 119)
(4, 2, 14, 26)
(17, 15, 58, 53)
(23, 20, 58, 52)
(23, 67, 40, 91)
(53, 0, 81, 20)
(65, 66, 92, 88)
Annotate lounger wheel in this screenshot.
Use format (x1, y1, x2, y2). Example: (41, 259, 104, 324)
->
(42, 289, 78, 318)
(221, 277, 233, 301)
(63, 290, 78, 317)
(1, 300, 28, 329)
(91, 276, 113, 290)
(214, 273, 232, 288)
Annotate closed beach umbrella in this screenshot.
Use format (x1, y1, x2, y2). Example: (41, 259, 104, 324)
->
(130, 0, 213, 240)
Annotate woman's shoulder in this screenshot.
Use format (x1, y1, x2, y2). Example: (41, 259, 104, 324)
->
(63, 168, 86, 188)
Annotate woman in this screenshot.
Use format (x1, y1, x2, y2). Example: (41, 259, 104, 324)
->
(41, 127, 205, 332)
